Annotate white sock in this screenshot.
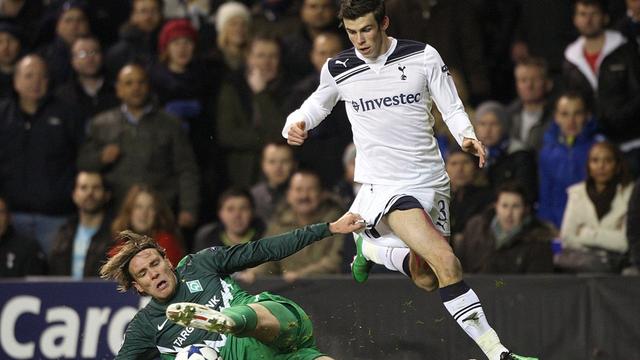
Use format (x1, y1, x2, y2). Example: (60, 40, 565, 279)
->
(361, 240, 410, 276)
(441, 286, 508, 360)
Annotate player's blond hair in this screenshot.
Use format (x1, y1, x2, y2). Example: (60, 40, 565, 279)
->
(99, 230, 166, 293)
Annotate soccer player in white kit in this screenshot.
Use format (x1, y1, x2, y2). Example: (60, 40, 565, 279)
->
(282, 1, 538, 360)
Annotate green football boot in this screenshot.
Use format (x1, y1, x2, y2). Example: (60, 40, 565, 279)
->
(166, 302, 236, 334)
(350, 234, 373, 283)
(500, 352, 539, 360)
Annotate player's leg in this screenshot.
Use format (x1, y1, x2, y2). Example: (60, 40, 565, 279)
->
(387, 208, 537, 360)
(408, 250, 439, 292)
(387, 208, 461, 285)
(353, 235, 440, 292)
(260, 297, 333, 360)
(166, 301, 278, 342)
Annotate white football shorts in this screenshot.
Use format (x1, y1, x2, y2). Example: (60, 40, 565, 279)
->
(349, 183, 450, 248)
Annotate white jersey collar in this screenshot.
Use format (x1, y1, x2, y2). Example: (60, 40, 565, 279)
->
(355, 37, 397, 73)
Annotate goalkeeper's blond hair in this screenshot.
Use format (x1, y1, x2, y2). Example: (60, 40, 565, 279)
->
(99, 230, 166, 293)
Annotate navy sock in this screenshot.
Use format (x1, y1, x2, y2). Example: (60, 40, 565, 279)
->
(439, 280, 470, 302)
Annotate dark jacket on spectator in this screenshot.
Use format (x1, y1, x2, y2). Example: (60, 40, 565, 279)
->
(192, 218, 265, 253)
(250, 181, 288, 224)
(485, 138, 538, 203)
(450, 184, 494, 238)
(77, 105, 200, 216)
(0, 226, 47, 277)
(506, 99, 553, 151)
(385, 0, 490, 105)
(0, 96, 83, 215)
(285, 73, 352, 189)
(38, 37, 72, 87)
(0, 72, 13, 99)
(48, 215, 113, 277)
(216, 72, 288, 187)
(614, 15, 640, 51)
(627, 179, 640, 267)
(0, 0, 44, 48)
(457, 209, 555, 274)
(105, 24, 159, 80)
(563, 30, 640, 143)
(149, 60, 222, 220)
(54, 77, 119, 127)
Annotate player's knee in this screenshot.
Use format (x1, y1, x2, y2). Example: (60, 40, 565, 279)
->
(412, 272, 438, 292)
(432, 251, 462, 281)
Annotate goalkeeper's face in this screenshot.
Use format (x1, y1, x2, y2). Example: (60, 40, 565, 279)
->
(129, 248, 177, 301)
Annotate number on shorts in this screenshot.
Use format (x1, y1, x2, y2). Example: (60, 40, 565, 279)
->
(435, 200, 447, 232)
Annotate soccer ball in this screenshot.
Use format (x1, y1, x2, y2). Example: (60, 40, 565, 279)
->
(175, 344, 222, 360)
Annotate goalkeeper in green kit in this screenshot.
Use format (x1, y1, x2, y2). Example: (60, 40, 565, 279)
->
(100, 211, 365, 359)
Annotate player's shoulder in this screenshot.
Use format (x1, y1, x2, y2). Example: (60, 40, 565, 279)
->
(328, 47, 367, 77)
(127, 305, 156, 332)
(385, 39, 427, 65)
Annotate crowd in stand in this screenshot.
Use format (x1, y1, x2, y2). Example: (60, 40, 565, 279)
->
(0, 0, 639, 280)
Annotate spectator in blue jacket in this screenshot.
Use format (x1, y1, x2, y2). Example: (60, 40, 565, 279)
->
(538, 91, 602, 228)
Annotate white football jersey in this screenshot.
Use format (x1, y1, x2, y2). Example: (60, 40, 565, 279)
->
(283, 38, 477, 187)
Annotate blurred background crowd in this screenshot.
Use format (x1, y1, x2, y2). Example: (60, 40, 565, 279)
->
(0, 0, 639, 281)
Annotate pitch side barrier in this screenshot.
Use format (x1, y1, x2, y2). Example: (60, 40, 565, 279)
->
(1, 275, 638, 359)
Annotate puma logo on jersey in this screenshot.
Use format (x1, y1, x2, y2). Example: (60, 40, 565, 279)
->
(335, 59, 349, 68)
(351, 92, 422, 112)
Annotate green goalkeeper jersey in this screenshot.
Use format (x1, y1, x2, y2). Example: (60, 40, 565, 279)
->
(115, 223, 332, 360)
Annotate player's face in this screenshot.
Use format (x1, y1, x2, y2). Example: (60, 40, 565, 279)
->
(287, 173, 322, 217)
(262, 144, 295, 187)
(515, 65, 547, 104)
(554, 96, 587, 138)
(343, 13, 389, 59)
(72, 172, 108, 214)
(130, 192, 157, 234)
(446, 152, 476, 189)
(474, 112, 504, 147)
(495, 192, 527, 233)
(130, 248, 177, 301)
(574, 4, 608, 38)
(588, 144, 617, 186)
(167, 37, 195, 70)
(71, 38, 103, 78)
(218, 196, 253, 237)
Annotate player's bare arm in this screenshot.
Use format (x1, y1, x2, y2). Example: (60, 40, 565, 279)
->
(461, 137, 487, 168)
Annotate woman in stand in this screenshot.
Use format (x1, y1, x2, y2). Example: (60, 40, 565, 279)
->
(111, 184, 185, 266)
(558, 141, 634, 273)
